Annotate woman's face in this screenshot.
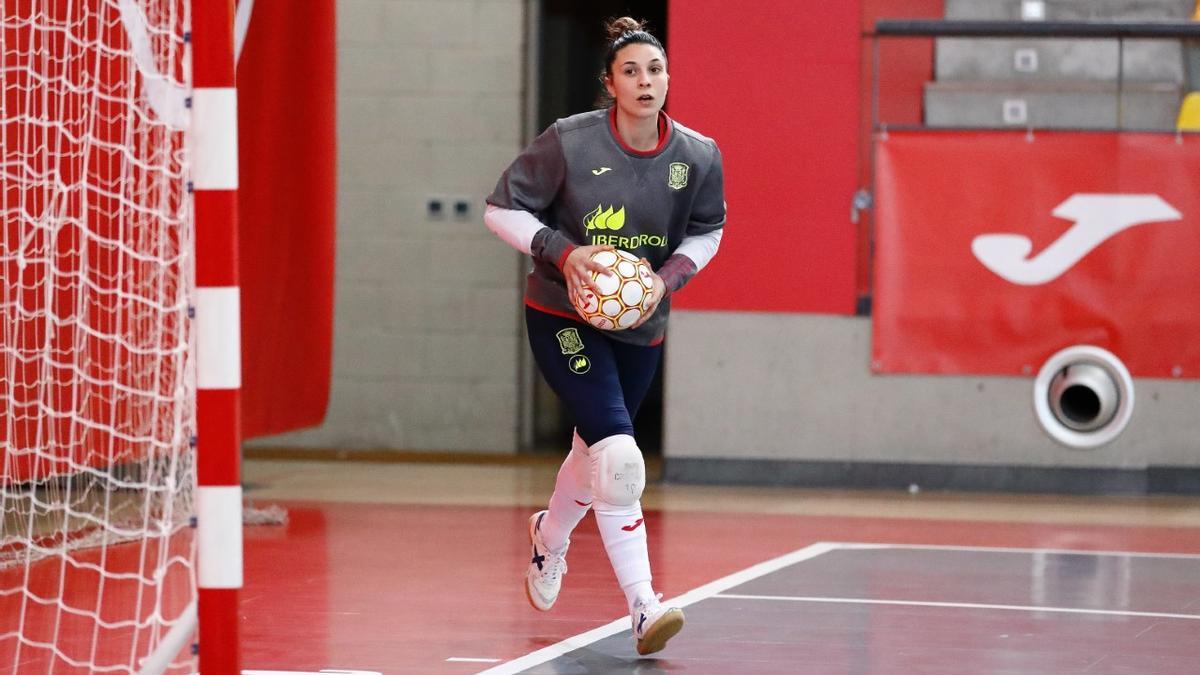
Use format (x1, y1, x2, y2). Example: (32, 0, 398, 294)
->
(605, 43, 668, 119)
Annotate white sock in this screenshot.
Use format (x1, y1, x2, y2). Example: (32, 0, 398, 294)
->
(625, 580, 655, 612)
(594, 499, 654, 610)
(538, 430, 592, 551)
(588, 434, 653, 609)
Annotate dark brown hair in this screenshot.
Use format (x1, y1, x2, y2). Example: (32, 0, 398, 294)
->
(596, 16, 665, 107)
(602, 17, 665, 77)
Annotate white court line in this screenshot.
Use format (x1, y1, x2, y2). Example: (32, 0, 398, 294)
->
(832, 542, 1200, 559)
(446, 658, 502, 663)
(712, 593, 1200, 621)
(474, 542, 840, 675)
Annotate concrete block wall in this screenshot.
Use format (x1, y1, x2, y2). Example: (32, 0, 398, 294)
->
(934, 38, 1184, 83)
(928, 0, 1192, 130)
(250, 0, 529, 453)
(944, 0, 1194, 21)
(925, 80, 1183, 128)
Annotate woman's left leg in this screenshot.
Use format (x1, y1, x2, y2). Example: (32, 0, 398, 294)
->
(589, 338, 663, 613)
(597, 338, 683, 654)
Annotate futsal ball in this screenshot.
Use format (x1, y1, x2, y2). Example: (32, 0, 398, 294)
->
(572, 249, 656, 330)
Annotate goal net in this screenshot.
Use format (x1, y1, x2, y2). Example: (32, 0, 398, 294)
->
(1, 0, 196, 671)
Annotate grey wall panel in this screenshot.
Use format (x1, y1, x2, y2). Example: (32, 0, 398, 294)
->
(924, 80, 1181, 129)
(663, 311, 1200, 469)
(935, 38, 1183, 83)
(944, 0, 1194, 21)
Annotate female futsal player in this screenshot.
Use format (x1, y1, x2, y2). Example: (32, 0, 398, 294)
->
(484, 16, 725, 656)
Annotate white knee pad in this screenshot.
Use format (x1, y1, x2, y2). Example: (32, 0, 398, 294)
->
(588, 434, 645, 507)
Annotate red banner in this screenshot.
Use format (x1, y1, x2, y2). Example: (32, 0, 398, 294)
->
(237, 0, 335, 437)
(872, 131, 1200, 378)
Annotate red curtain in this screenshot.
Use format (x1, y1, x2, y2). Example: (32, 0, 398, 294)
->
(873, 131, 1200, 378)
(236, 0, 336, 437)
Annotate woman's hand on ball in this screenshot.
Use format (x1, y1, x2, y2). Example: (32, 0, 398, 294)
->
(628, 260, 666, 330)
(562, 245, 615, 302)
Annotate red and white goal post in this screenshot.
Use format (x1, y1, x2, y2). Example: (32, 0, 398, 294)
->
(1, 1, 241, 672)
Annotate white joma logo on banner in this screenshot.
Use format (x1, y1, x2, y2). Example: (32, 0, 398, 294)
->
(971, 194, 1182, 285)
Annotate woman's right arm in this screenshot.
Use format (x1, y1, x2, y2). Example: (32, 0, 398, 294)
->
(485, 125, 613, 296)
(484, 205, 613, 297)
(486, 125, 576, 266)
(483, 204, 547, 256)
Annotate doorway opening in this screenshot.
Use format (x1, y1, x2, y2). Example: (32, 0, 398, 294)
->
(527, 0, 668, 455)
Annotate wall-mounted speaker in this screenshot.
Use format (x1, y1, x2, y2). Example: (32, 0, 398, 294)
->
(1033, 345, 1134, 449)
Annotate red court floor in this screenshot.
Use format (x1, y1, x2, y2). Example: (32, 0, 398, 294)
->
(4, 461, 1200, 673)
(239, 498, 1200, 673)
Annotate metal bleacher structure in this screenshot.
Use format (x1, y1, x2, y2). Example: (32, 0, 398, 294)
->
(884, 0, 1200, 130)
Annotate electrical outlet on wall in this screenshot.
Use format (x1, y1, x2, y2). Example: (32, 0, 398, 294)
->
(1002, 99, 1029, 125)
(452, 197, 472, 221)
(427, 196, 446, 220)
(1014, 48, 1039, 73)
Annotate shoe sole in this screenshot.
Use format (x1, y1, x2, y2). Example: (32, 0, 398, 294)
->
(636, 608, 685, 655)
(525, 512, 554, 612)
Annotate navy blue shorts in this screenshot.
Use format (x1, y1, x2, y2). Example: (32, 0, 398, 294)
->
(525, 306, 663, 446)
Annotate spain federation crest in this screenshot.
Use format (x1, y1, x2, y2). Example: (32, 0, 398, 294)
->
(668, 162, 689, 190)
(556, 327, 585, 355)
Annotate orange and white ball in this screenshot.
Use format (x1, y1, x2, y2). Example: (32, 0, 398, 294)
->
(572, 249, 656, 330)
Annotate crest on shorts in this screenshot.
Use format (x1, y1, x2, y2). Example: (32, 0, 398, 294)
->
(668, 162, 689, 190)
(556, 327, 585, 355)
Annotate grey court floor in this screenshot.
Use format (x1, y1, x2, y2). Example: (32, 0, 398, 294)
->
(484, 543, 1200, 675)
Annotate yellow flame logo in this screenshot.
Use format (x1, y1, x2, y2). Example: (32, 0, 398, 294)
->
(584, 204, 626, 231)
(569, 355, 591, 374)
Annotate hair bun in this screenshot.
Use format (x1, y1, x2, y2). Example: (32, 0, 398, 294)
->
(605, 16, 645, 40)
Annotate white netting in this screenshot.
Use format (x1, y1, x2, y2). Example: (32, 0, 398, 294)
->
(1, 0, 195, 672)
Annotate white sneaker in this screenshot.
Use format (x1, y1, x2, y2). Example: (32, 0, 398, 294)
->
(632, 593, 685, 655)
(525, 511, 568, 611)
